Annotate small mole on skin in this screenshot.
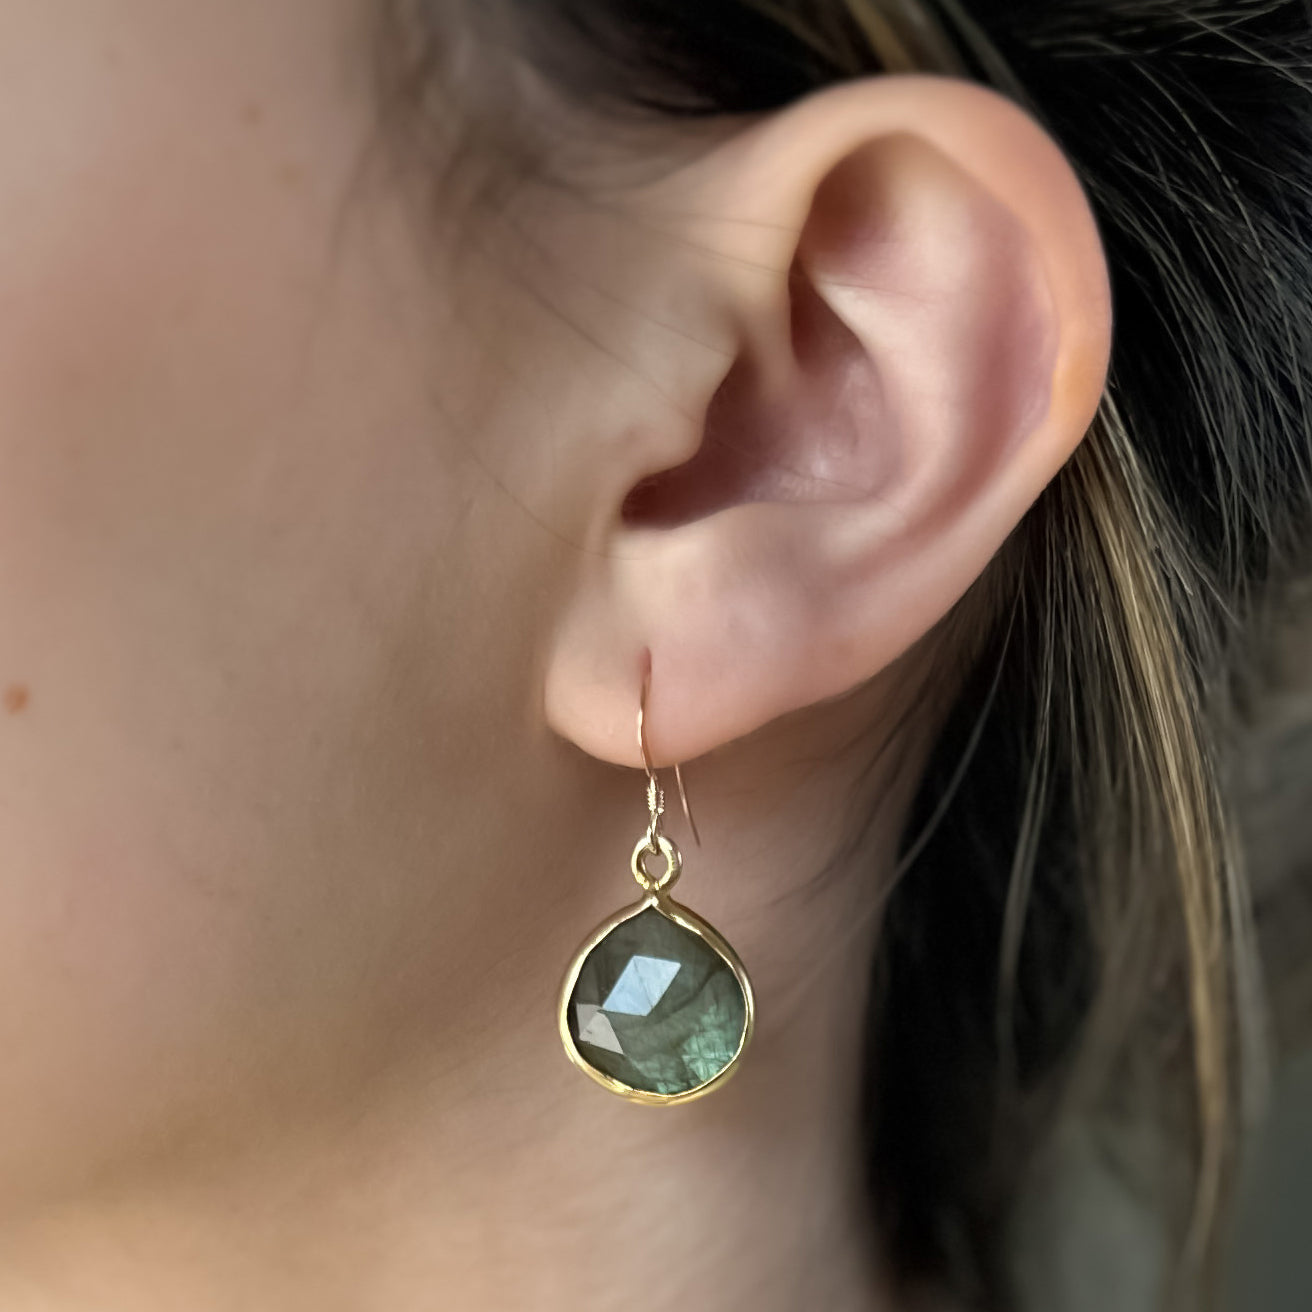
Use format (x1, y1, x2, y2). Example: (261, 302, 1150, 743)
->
(241, 100, 264, 128)
(4, 684, 30, 715)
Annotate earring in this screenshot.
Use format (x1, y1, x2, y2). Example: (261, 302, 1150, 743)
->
(557, 659, 755, 1105)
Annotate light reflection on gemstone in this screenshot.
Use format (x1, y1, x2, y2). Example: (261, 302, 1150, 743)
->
(575, 1004, 624, 1054)
(601, 955, 681, 1016)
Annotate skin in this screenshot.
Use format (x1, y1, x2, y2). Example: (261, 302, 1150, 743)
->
(0, 2, 1110, 1309)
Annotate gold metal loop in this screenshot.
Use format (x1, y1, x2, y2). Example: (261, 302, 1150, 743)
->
(631, 834, 682, 895)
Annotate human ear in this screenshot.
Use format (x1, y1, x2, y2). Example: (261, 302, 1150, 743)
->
(543, 76, 1112, 767)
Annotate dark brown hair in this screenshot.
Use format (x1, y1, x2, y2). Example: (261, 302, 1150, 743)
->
(387, 2, 1312, 1305)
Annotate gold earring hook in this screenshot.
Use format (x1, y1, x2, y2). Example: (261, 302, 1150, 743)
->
(638, 649, 701, 848)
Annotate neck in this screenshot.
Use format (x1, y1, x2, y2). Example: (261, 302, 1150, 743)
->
(0, 707, 911, 1312)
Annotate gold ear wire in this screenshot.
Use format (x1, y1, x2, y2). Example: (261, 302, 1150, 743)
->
(638, 648, 701, 848)
(557, 650, 753, 1105)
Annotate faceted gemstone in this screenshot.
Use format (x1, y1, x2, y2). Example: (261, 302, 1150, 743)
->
(566, 905, 748, 1096)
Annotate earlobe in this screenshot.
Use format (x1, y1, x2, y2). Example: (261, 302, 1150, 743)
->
(544, 77, 1111, 767)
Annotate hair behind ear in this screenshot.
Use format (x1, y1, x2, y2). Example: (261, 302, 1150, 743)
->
(867, 397, 1239, 1301)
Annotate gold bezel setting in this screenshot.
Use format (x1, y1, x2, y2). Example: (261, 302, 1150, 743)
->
(558, 888, 755, 1107)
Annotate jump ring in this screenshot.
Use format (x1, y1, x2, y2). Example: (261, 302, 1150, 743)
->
(631, 833, 682, 895)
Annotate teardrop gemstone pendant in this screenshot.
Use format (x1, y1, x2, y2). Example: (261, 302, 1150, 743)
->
(559, 834, 754, 1104)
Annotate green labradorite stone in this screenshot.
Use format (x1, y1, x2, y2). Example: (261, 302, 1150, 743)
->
(566, 905, 748, 1097)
